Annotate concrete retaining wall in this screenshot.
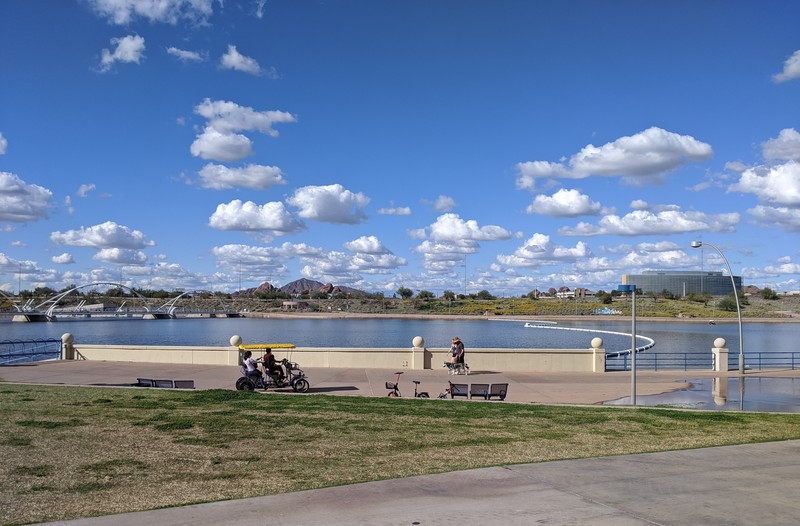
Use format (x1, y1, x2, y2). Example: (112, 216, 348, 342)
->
(62, 335, 607, 373)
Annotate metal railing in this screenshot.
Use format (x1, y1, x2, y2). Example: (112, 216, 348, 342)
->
(0, 339, 62, 365)
(606, 351, 800, 372)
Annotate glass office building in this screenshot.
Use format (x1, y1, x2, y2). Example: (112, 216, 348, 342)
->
(621, 271, 742, 297)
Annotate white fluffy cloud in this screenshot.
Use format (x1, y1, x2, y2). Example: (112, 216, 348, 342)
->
(197, 163, 286, 190)
(0, 132, 7, 154)
(87, 0, 216, 25)
(50, 221, 155, 249)
(93, 248, 147, 265)
(343, 235, 388, 254)
(220, 45, 262, 75)
(410, 214, 512, 274)
(167, 47, 205, 62)
(762, 128, 800, 162)
(194, 99, 296, 136)
(516, 127, 713, 188)
(208, 200, 304, 233)
(747, 205, 800, 232)
(729, 161, 800, 206)
(773, 49, 800, 83)
(559, 208, 740, 236)
(190, 99, 296, 162)
(377, 206, 411, 215)
(190, 126, 253, 162)
(0, 172, 53, 222)
(342, 236, 407, 274)
(287, 184, 370, 224)
(433, 195, 456, 212)
(99, 34, 145, 73)
(526, 188, 604, 217)
(427, 213, 512, 242)
(52, 253, 75, 265)
(496, 233, 591, 268)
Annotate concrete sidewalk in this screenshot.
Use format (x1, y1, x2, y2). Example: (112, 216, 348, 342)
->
(36, 440, 800, 526)
(3, 361, 800, 525)
(5, 359, 799, 404)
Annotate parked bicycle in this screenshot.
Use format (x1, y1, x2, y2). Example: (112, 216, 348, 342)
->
(385, 371, 430, 398)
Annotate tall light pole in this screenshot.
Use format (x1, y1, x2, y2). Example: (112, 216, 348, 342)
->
(691, 241, 744, 374)
(618, 284, 637, 405)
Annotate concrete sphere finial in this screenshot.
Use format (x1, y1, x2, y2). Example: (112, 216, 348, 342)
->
(230, 335, 242, 347)
(412, 336, 424, 348)
(591, 337, 603, 349)
(61, 333, 74, 345)
(714, 337, 726, 348)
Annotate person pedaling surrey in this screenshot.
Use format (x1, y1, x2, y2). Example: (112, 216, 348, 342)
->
(450, 336, 465, 365)
(263, 348, 286, 383)
(242, 350, 264, 383)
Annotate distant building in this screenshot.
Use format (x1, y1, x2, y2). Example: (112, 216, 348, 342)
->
(622, 271, 742, 297)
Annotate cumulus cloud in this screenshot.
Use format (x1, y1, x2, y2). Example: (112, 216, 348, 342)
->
(343, 235, 389, 254)
(77, 184, 96, 197)
(747, 205, 800, 232)
(220, 44, 262, 75)
(427, 213, 512, 243)
(433, 195, 456, 212)
(558, 208, 740, 236)
(516, 127, 713, 188)
(50, 221, 155, 249)
(0, 172, 53, 222)
(52, 253, 75, 265)
(208, 200, 304, 233)
(190, 99, 296, 163)
(342, 236, 407, 274)
(377, 205, 411, 215)
(167, 46, 206, 62)
(211, 242, 323, 278)
(190, 127, 253, 162)
(496, 233, 591, 268)
(773, 49, 800, 83)
(286, 184, 370, 224)
(86, 0, 216, 25)
(99, 34, 145, 73)
(410, 214, 512, 274)
(194, 99, 296, 136)
(197, 163, 286, 190)
(0, 132, 7, 154)
(729, 161, 800, 206)
(762, 128, 800, 161)
(526, 188, 604, 217)
(93, 248, 147, 265)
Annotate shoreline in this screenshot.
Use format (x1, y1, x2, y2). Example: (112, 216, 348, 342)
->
(242, 312, 800, 323)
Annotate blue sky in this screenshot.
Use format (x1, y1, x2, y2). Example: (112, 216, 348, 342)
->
(1, 0, 799, 297)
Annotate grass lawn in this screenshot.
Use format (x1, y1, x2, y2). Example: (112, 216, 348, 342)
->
(2, 384, 800, 525)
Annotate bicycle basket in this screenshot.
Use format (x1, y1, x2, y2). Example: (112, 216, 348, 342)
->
(385, 382, 397, 390)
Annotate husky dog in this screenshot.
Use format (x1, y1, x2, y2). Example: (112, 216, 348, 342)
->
(443, 361, 470, 375)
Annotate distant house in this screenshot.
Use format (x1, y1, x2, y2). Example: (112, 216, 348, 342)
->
(281, 301, 307, 310)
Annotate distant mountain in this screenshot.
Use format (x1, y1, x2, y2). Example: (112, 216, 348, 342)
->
(238, 279, 367, 297)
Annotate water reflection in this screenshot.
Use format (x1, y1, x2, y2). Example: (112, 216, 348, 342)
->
(606, 377, 800, 413)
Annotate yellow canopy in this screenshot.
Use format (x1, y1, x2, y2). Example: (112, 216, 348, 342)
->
(238, 343, 296, 350)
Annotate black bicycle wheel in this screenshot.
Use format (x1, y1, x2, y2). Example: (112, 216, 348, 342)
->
(294, 378, 310, 393)
(417, 392, 430, 398)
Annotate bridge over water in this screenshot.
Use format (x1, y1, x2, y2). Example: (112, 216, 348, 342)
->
(2, 283, 241, 322)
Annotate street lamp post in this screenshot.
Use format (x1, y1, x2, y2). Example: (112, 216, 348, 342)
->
(691, 241, 744, 374)
(618, 284, 637, 405)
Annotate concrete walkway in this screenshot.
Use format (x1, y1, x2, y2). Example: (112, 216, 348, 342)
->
(3, 360, 800, 525)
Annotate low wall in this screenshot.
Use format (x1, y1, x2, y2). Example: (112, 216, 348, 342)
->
(61, 334, 607, 373)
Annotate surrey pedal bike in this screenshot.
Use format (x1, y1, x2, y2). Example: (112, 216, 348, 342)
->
(385, 371, 430, 398)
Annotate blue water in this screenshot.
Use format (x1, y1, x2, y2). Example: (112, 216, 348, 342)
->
(0, 317, 794, 356)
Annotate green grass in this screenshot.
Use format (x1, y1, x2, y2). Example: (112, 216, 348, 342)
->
(1, 384, 799, 525)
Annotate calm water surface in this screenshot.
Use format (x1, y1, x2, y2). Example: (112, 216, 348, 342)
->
(1, 316, 795, 355)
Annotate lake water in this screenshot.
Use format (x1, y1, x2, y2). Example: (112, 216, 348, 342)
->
(0, 316, 794, 356)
